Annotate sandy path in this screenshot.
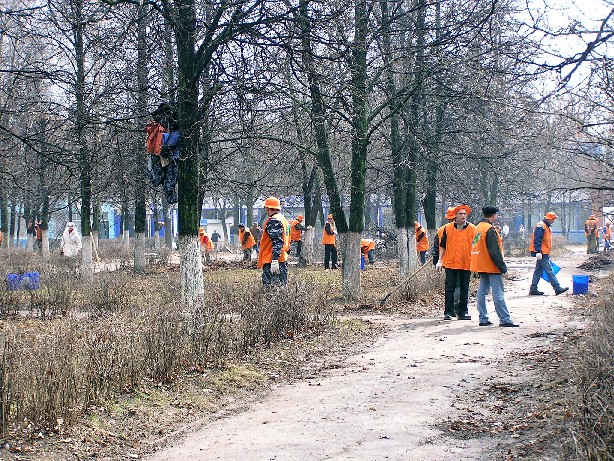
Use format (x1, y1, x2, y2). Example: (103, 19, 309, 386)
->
(146, 246, 590, 461)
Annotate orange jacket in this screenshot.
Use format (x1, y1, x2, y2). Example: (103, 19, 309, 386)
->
(441, 222, 476, 270)
(290, 219, 303, 242)
(585, 218, 598, 236)
(322, 221, 336, 245)
(604, 226, 611, 241)
(257, 212, 290, 267)
(415, 224, 429, 252)
(199, 230, 213, 250)
(238, 228, 256, 249)
(529, 221, 552, 255)
(360, 238, 375, 257)
(145, 122, 166, 155)
(470, 221, 504, 274)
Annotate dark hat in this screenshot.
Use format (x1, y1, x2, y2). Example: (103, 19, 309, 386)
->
(482, 205, 499, 216)
(238, 223, 245, 228)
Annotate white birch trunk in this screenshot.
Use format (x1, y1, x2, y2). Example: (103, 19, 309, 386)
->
(180, 236, 204, 306)
(340, 232, 361, 300)
(134, 232, 146, 272)
(27, 234, 33, 252)
(81, 235, 94, 283)
(41, 229, 50, 260)
(302, 227, 315, 266)
(123, 229, 130, 249)
(154, 229, 160, 249)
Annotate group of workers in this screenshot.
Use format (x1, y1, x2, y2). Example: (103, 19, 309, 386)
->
(584, 214, 613, 253)
(431, 204, 570, 327)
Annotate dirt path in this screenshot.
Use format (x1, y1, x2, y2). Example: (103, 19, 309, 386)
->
(146, 246, 592, 461)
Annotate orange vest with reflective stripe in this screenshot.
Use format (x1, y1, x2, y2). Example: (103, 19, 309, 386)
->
(470, 221, 502, 274)
(257, 213, 290, 267)
(415, 226, 429, 252)
(442, 222, 476, 270)
(290, 219, 303, 242)
(145, 122, 166, 155)
(238, 228, 256, 249)
(529, 222, 552, 255)
(360, 238, 375, 256)
(585, 218, 598, 235)
(322, 222, 336, 245)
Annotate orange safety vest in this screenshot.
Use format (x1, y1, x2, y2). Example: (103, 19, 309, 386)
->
(199, 231, 213, 250)
(238, 228, 256, 249)
(415, 225, 429, 253)
(360, 238, 375, 257)
(290, 219, 303, 242)
(322, 222, 336, 245)
(529, 221, 552, 255)
(145, 122, 166, 155)
(604, 226, 611, 241)
(470, 221, 503, 274)
(585, 218, 598, 236)
(442, 222, 476, 270)
(257, 212, 290, 268)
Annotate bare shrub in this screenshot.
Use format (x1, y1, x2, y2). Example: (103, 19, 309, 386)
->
(564, 296, 614, 460)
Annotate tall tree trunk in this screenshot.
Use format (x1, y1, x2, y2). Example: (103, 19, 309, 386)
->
(175, 0, 204, 305)
(0, 193, 8, 249)
(134, 2, 148, 272)
(9, 201, 16, 249)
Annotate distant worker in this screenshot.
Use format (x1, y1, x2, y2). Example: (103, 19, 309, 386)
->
(432, 207, 461, 315)
(436, 204, 476, 321)
(603, 222, 611, 252)
(415, 221, 429, 265)
(257, 197, 290, 286)
(501, 222, 509, 239)
(60, 222, 82, 257)
(211, 230, 221, 257)
(250, 223, 262, 254)
(198, 228, 213, 263)
(289, 215, 306, 257)
(322, 214, 338, 270)
(237, 224, 256, 262)
(529, 212, 569, 295)
(360, 238, 375, 265)
(585, 214, 599, 254)
(518, 223, 525, 239)
(470, 206, 518, 327)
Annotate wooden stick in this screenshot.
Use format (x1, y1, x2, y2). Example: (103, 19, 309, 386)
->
(379, 260, 432, 308)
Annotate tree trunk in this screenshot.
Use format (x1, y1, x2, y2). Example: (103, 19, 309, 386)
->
(9, 201, 16, 249)
(81, 235, 93, 283)
(41, 230, 50, 259)
(302, 227, 315, 266)
(0, 192, 8, 249)
(180, 236, 204, 305)
(134, 232, 146, 273)
(340, 232, 361, 299)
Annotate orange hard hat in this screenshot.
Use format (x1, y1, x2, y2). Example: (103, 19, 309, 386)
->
(198, 227, 204, 233)
(445, 207, 456, 220)
(296, 215, 304, 221)
(544, 212, 558, 220)
(264, 196, 281, 210)
(452, 204, 471, 216)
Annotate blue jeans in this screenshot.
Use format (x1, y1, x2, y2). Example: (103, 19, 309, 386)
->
(476, 273, 512, 324)
(530, 255, 562, 291)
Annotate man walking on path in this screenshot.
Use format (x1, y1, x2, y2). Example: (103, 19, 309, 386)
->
(470, 206, 519, 327)
(529, 211, 569, 295)
(436, 204, 476, 320)
(585, 214, 599, 254)
(257, 197, 290, 286)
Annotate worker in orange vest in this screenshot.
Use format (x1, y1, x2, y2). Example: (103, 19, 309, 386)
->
(198, 227, 213, 263)
(415, 221, 429, 265)
(257, 197, 290, 286)
(529, 212, 568, 295)
(322, 214, 338, 269)
(436, 204, 476, 321)
(585, 214, 599, 254)
(237, 223, 256, 262)
(470, 205, 518, 327)
(360, 238, 375, 265)
(602, 222, 611, 252)
(289, 215, 306, 257)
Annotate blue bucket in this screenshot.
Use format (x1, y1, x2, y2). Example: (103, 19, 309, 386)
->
(22, 272, 40, 290)
(542, 260, 561, 283)
(572, 275, 589, 295)
(7, 274, 22, 291)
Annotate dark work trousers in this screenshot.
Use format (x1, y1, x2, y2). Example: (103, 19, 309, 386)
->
(445, 268, 471, 317)
(292, 240, 303, 257)
(419, 251, 427, 265)
(324, 244, 338, 269)
(262, 262, 288, 286)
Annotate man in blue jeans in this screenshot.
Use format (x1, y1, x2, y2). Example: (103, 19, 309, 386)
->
(470, 206, 519, 327)
(529, 211, 569, 295)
